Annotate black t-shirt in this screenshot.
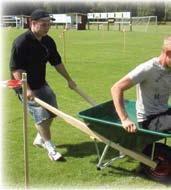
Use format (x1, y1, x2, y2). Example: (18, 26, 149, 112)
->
(10, 30, 62, 90)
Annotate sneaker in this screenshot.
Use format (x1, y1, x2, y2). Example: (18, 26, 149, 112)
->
(48, 150, 65, 161)
(44, 141, 65, 161)
(33, 134, 46, 149)
(44, 140, 56, 152)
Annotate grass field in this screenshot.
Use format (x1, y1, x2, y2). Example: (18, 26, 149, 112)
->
(2, 25, 171, 189)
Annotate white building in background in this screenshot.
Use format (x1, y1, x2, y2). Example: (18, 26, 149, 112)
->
(87, 12, 131, 20)
(87, 12, 132, 31)
(51, 14, 71, 24)
(51, 13, 87, 30)
(1, 13, 87, 30)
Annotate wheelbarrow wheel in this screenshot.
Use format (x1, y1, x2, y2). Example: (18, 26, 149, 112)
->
(141, 143, 171, 183)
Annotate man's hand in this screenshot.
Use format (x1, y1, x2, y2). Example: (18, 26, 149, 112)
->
(27, 89, 34, 101)
(68, 79, 77, 89)
(121, 117, 137, 133)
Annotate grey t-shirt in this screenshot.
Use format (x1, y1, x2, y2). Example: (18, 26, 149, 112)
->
(128, 57, 171, 122)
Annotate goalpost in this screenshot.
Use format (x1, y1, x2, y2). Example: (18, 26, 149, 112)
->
(131, 16, 157, 32)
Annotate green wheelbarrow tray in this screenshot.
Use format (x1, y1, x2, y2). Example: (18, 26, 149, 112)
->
(78, 100, 171, 151)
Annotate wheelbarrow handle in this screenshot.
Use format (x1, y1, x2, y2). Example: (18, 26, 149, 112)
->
(72, 86, 97, 107)
(34, 97, 157, 169)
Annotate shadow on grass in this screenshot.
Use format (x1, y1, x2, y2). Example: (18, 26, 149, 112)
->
(56, 141, 102, 158)
(57, 141, 171, 186)
(56, 141, 121, 158)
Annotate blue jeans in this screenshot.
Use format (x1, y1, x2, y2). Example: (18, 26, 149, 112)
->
(18, 85, 57, 124)
(138, 108, 171, 133)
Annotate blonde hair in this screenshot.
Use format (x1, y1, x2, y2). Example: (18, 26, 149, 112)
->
(163, 36, 171, 50)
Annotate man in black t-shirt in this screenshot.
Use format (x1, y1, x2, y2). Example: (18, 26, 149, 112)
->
(10, 9, 77, 161)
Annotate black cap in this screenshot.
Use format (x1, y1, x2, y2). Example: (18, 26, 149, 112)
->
(30, 9, 55, 21)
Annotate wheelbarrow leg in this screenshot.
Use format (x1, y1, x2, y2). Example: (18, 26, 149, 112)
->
(151, 142, 156, 160)
(93, 138, 101, 160)
(102, 154, 125, 168)
(97, 143, 110, 170)
(96, 141, 126, 170)
(164, 137, 167, 145)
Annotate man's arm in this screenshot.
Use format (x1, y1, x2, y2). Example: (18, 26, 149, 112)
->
(111, 75, 137, 133)
(54, 63, 76, 89)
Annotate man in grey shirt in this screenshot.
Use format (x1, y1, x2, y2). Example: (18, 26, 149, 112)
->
(111, 36, 171, 133)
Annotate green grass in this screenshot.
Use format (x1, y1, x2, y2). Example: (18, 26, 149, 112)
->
(2, 26, 171, 189)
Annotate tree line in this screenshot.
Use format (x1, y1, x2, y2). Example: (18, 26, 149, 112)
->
(2, 1, 171, 22)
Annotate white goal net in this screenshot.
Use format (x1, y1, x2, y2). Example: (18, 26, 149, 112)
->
(131, 16, 157, 32)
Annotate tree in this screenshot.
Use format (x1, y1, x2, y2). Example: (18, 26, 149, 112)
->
(2, 0, 171, 21)
(153, 2, 165, 21)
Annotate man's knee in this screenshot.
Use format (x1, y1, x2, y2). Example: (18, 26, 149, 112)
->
(36, 118, 53, 128)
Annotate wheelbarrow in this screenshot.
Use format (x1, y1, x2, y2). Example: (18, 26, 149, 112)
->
(33, 86, 171, 183)
(78, 99, 171, 183)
